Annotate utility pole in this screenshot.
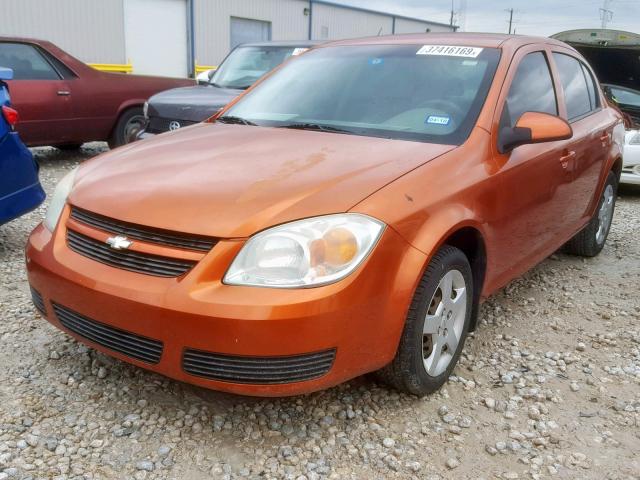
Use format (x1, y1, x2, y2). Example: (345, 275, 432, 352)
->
(449, 0, 456, 28)
(599, 0, 613, 29)
(506, 8, 514, 34)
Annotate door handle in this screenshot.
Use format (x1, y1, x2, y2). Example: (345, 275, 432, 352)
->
(599, 132, 610, 144)
(57, 90, 70, 96)
(559, 150, 575, 169)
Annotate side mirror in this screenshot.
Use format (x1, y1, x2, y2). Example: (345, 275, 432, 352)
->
(196, 68, 217, 85)
(498, 112, 572, 154)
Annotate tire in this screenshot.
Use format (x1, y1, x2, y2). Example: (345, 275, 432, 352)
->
(564, 171, 618, 257)
(108, 107, 145, 149)
(376, 245, 474, 396)
(56, 143, 83, 151)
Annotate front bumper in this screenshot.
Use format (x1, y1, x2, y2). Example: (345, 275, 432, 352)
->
(26, 218, 425, 396)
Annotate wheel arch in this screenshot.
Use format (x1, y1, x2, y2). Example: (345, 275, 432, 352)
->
(405, 216, 489, 332)
(439, 225, 487, 331)
(612, 155, 623, 181)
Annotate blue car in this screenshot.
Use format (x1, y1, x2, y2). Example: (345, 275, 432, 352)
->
(0, 67, 45, 225)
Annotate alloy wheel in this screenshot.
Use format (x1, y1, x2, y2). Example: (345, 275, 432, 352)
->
(596, 184, 614, 245)
(422, 269, 467, 377)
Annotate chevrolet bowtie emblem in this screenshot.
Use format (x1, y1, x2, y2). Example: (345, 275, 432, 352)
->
(106, 235, 133, 250)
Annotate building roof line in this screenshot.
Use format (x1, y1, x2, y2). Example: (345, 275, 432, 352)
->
(307, 0, 457, 30)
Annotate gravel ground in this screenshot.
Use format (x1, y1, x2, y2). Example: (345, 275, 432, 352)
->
(1, 145, 639, 480)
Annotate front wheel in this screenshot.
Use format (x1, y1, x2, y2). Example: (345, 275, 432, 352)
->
(564, 171, 618, 257)
(108, 107, 145, 149)
(376, 245, 473, 396)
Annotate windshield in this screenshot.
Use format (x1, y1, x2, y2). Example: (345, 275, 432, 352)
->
(222, 44, 501, 144)
(211, 45, 308, 90)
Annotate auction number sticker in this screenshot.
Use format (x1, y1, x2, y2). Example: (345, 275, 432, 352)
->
(416, 45, 483, 58)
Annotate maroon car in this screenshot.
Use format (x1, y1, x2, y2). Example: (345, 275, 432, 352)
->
(0, 37, 193, 148)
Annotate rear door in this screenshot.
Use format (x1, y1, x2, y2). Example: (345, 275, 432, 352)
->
(549, 49, 612, 227)
(0, 42, 73, 146)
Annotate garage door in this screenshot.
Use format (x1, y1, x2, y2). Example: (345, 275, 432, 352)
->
(230, 17, 272, 49)
(124, 0, 188, 77)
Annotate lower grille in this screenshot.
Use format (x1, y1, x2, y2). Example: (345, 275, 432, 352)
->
(52, 303, 163, 364)
(146, 116, 198, 134)
(67, 229, 196, 277)
(182, 348, 336, 384)
(30, 287, 46, 315)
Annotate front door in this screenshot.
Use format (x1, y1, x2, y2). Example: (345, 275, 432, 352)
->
(0, 42, 73, 146)
(486, 47, 570, 290)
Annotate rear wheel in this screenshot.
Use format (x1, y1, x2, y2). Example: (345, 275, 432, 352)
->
(108, 107, 145, 149)
(376, 245, 473, 396)
(564, 171, 618, 257)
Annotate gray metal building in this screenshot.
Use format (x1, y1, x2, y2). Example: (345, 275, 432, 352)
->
(0, 0, 456, 77)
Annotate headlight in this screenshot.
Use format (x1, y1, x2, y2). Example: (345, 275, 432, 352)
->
(628, 132, 640, 145)
(43, 167, 78, 232)
(143, 101, 149, 119)
(224, 214, 385, 288)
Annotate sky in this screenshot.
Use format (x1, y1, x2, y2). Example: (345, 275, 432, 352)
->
(333, 0, 640, 36)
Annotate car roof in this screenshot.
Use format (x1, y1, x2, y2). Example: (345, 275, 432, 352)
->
(319, 32, 569, 49)
(238, 40, 321, 48)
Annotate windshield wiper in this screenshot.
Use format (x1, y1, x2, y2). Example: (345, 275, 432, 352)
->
(279, 123, 353, 134)
(216, 116, 257, 126)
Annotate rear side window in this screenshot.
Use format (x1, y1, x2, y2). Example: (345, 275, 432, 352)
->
(0, 42, 60, 80)
(552, 53, 592, 120)
(503, 51, 557, 127)
(581, 63, 600, 110)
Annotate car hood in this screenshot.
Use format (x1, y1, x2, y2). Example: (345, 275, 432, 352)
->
(71, 123, 455, 238)
(147, 85, 242, 122)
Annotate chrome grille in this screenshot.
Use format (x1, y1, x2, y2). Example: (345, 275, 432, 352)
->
(70, 207, 217, 252)
(183, 348, 336, 384)
(67, 230, 196, 277)
(53, 303, 163, 364)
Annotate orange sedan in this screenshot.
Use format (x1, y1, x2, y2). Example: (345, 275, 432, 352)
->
(26, 34, 624, 397)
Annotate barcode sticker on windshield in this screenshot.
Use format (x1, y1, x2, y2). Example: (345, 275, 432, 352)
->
(291, 48, 309, 56)
(416, 45, 483, 58)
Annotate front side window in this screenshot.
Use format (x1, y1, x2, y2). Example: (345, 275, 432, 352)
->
(211, 46, 303, 90)
(223, 45, 501, 145)
(553, 52, 592, 121)
(503, 51, 557, 128)
(0, 43, 59, 80)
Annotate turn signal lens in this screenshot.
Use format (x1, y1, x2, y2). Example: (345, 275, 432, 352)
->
(1, 105, 18, 128)
(322, 227, 358, 266)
